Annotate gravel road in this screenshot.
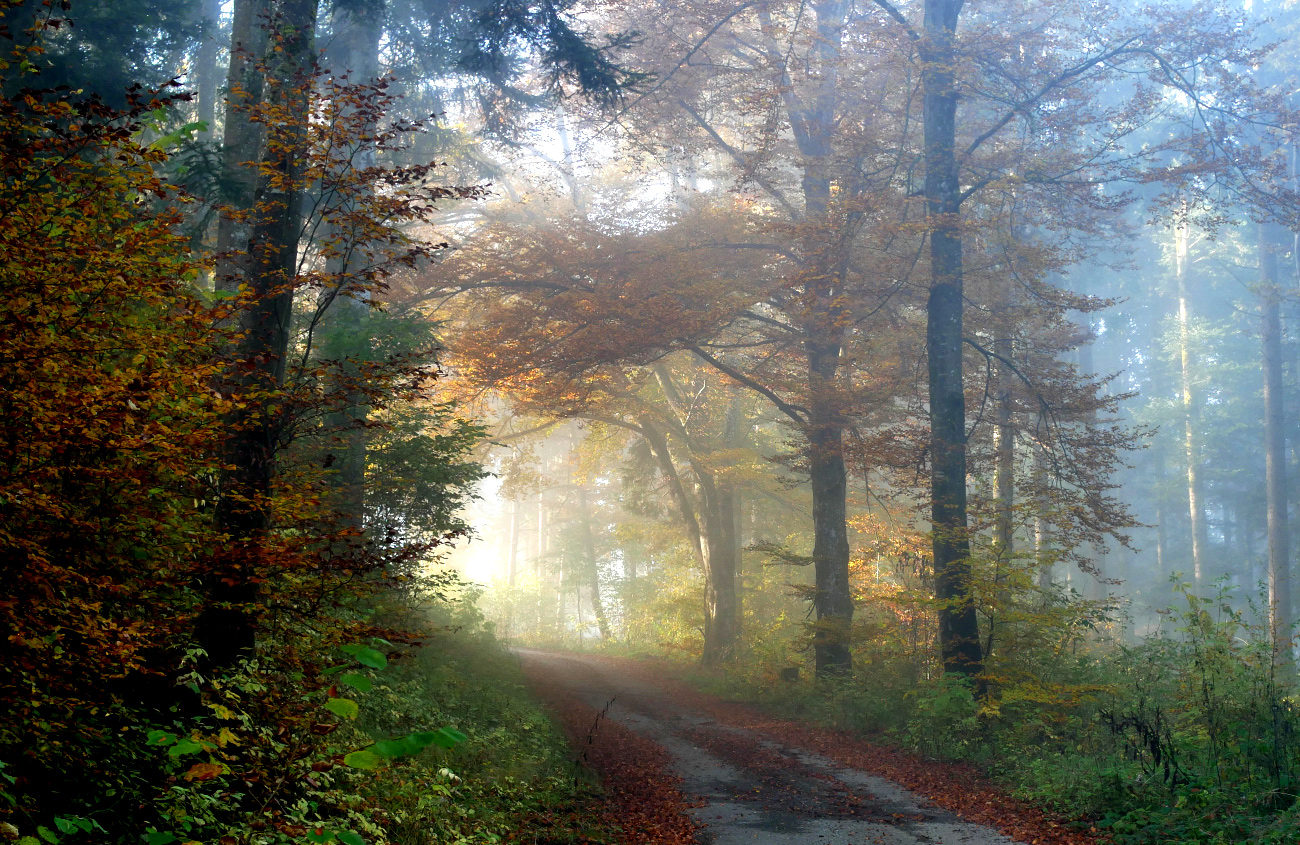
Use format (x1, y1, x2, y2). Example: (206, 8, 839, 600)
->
(517, 649, 1022, 845)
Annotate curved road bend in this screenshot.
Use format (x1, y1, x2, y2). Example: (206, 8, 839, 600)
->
(518, 650, 1020, 845)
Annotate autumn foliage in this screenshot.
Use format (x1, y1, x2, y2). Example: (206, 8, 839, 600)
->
(0, 68, 228, 797)
(0, 5, 483, 840)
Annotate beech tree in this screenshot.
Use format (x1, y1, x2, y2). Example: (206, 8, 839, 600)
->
(862, 0, 1289, 676)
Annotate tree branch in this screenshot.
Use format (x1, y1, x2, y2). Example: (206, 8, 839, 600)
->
(870, 0, 920, 43)
(677, 99, 802, 220)
(688, 345, 808, 424)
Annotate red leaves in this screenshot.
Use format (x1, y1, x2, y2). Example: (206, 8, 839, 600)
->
(522, 665, 701, 845)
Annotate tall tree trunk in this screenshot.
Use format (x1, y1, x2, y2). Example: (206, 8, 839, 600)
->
(508, 496, 520, 587)
(722, 393, 745, 651)
(922, 0, 983, 678)
(1034, 439, 1052, 593)
(798, 0, 854, 676)
(319, 0, 383, 529)
(992, 336, 1014, 562)
(214, 0, 271, 294)
(194, 0, 224, 131)
(987, 332, 1014, 656)
(694, 464, 739, 665)
(1175, 222, 1208, 583)
(639, 416, 707, 569)
(644, 369, 744, 665)
(1261, 222, 1293, 660)
(201, 0, 318, 670)
(639, 413, 738, 663)
(1076, 317, 1106, 598)
(578, 486, 611, 640)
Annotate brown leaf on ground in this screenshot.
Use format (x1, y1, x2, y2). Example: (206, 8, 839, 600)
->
(522, 662, 702, 845)
(588, 655, 1109, 845)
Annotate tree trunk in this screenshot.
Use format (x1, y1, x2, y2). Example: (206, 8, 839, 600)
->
(694, 463, 739, 666)
(319, 0, 383, 530)
(1175, 221, 1208, 583)
(1034, 441, 1052, 592)
(508, 496, 520, 587)
(992, 336, 1015, 562)
(200, 0, 318, 671)
(194, 0, 224, 131)
(922, 0, 983, 678)
(987, 333, 1014, 657)
(578, 486, 611, 641)
(639, 413, 738, 663)
(1076, 319, 1106, 598)
(799, 0, 854, 676)
(639, 417, 707, 568)
(1261, 221, 1292, 660)
(214, 0, 271, 295)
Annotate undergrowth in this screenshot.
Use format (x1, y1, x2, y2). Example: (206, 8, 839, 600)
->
(1, 588, 614, 845)
(674, 579, 1300, 844)
(354, 597, 614, 845)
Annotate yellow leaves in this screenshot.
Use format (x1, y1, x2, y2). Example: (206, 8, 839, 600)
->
(182, 762, 226, 782)
(213, 702, 237, 719)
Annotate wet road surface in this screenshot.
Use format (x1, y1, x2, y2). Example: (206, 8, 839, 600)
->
(518, 650, 1020, 845)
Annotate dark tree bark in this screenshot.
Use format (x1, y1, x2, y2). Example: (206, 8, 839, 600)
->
(915, 0, 983, 678)
(199, 0, 319, 671)
(799, 0, 854, 676)
(695, 463, 739, 665)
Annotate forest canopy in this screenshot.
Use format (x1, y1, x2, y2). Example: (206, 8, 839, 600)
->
(3, 1, 1300, 844)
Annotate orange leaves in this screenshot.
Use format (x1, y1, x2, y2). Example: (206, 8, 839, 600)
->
(0, 69, 230, 805)
(182, 762, 226, 782)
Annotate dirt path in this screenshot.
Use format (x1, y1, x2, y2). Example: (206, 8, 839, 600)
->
(518, 649, 1024, 845)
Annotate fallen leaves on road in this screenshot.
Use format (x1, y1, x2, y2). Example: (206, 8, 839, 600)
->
(522, 661, 702, 845)
(598, 655, 1109, 845)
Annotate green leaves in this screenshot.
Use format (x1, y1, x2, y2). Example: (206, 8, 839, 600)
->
(341, 750, 381, 770)
(425, 727, 469, 749)
(324, 698, 359, 719)
(145, 730, 176, 747)
(371, 738, 415, 758)
(338, 673, 373, 693)
(167, 738, 203, 758)
(303, 829, 364, 845)
(145, 729, 203, 757)
(348, 727, 468, 769)
(52, 817, 99, 836)
(340, 644, 388, 670)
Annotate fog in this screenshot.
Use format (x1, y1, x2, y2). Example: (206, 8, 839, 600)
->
(10, 0, 1300, 841)
(412, 0, 1300, 675)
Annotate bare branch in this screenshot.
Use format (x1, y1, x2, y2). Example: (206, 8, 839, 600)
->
(870, 0, 921, 43)
(688, 345, 808, 424)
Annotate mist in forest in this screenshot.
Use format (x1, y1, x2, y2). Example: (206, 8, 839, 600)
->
(419, 0, 1300, 670)
(9, 1, 1300, 841)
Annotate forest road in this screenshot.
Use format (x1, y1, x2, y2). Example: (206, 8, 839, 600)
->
(517, 650, 1021, 845)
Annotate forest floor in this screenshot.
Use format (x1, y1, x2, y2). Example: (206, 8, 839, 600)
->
(519, 650, 1107, 845)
